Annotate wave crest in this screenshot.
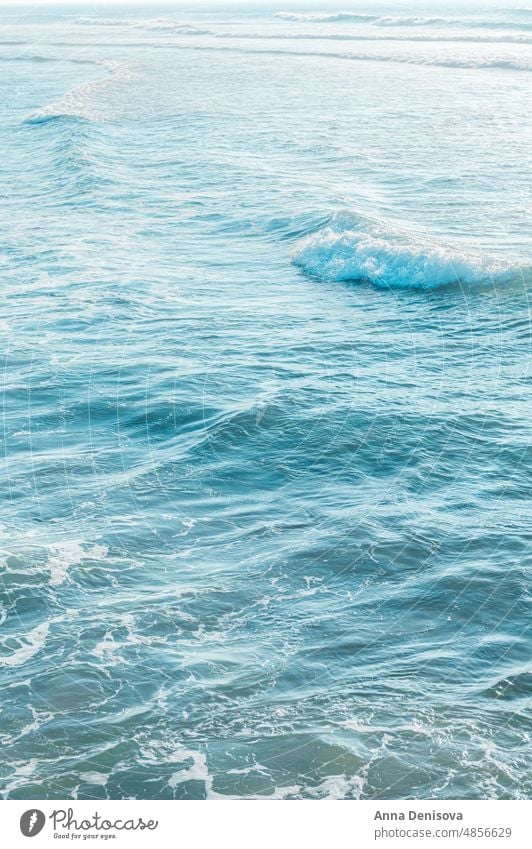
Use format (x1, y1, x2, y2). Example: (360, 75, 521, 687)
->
(274, 10, 532, 29)
(75, 16, 210, 34)
(274, 11, 379, 22)
(292, 213, 513, 290)
(28, 60, 128, 123)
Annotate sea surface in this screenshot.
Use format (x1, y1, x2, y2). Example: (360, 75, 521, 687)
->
(0, 1, 531, 800)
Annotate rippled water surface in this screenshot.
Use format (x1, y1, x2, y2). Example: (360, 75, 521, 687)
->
(1, 2, 531, 800)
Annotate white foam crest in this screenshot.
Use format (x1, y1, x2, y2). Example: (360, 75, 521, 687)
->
(400, 54, 532, 70)
(78, 772, 109, 786)
(29, 60, 130, 123)
(275, 10, 532, 30)
(218, 30, 532, 44)
(292, 213, 512, 290)
(182, 44, 532, 72)
(404, 18, 532, 31)
(168, 748, 210, 789)
(134, 19, 210, 34)
(75, 17, 128, 26)
(92, 615, 152, 663)
(75, 16, 210, 34)
(0, 622, 49, 668)
(306, 773, 365, 799)
(275, 11, 378, 22)
(1, 759, 40, 795)
(375, 16, 448, 26)
(15, 707, 54, 741)
(46, 541, 108, 586)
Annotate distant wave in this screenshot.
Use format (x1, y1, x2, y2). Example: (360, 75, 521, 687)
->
(135, 19, 211, 34)
(74, 11, 532, 36)
(75, 16, 210, 34)
(292, 212, 516, 290)
(374, 16, 448, 27)
(502, 6, 532, 12)
(75, 16, 127, 26)
(27, 60, 128, 123)
(274, 11, 379, 22)
(0, 54, 61, 63)
(178, 44, 532, 72)
(70, 16, 532, 46)
(275, 10, 532, 29)
(215, 30, 532, 45)
(0, 54, 102, 65)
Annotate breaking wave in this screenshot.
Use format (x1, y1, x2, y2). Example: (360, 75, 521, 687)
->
(274, 10, 532, 29)
(27, 60, 129, 123)
(274, 11, 379, 22)
(176, 43, 532, 72)
(75, 16, 211, 34)
(292, 212, 517, 290)
(0, 54, 103, 65)
(215, 31, 532, 44)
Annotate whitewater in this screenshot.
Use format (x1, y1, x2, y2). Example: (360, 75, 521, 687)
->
(0, 2, 531, 800)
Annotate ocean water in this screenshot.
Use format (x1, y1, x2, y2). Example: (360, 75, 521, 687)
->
(0, 1, 531, 801)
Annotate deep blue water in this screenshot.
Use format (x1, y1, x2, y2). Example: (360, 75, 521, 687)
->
(0, 2, 531, 800)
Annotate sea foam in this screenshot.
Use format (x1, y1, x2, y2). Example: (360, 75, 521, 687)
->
(292, 213, 511, 290)
(275, 10, 532, 29)
(274, 11, 379, 22)
(0, 622, 49, 667)
(28, 60, 127, 123)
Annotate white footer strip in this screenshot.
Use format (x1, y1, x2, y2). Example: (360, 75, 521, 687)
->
(2, 799, 529, 848)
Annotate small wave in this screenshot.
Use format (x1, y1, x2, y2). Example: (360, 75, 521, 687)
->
(0, 54, 57, 64)
(216, 30, 532, 44)
(27, 60, 129, 123)
(178, 43, 532, 72)
(482, 671, 532, 700)
(275, 10, 532, 30)
(292, 212, 514, 290)
(75, 17, 129, 26)
(275, 11, 379, 22)
(375, 16, 448, 27)
(75, 16, 210, 35)
(0, 54, 103, 66)
(26, 113, 92, 128)
(135, 19, 211, 35)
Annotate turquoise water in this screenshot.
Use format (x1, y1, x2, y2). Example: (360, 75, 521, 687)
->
(0, 2, 531, 800)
